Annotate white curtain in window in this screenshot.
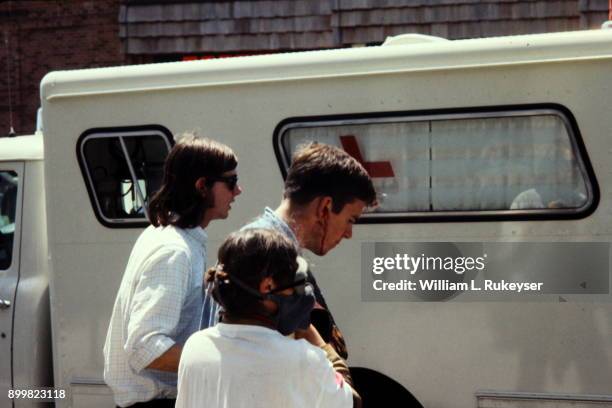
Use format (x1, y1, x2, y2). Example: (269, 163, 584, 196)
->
(284, 114, 588, 213)
(431, 115, 587, 210)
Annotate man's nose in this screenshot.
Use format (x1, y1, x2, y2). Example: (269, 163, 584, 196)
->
(234, 185, 243, 196)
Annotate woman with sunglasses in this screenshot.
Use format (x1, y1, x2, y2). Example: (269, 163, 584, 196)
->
(104, 134, 242, 408)
(176, 228, 361, 408)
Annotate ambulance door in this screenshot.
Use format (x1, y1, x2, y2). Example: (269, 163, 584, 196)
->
(0, 162, 23, 403)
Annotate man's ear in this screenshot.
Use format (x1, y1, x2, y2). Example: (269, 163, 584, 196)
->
(194, 177, 207, 194)
(315, 196, 333, 219)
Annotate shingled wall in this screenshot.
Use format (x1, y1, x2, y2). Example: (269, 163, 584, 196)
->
(120, 0, 610, 54)
(1, 0, 609, 135)
(119, 1, 336, 53)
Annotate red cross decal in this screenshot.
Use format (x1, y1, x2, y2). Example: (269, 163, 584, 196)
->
(340, 135, 395, 178)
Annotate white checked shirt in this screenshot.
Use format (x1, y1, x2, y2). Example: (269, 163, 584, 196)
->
(103, 225, 219, 407)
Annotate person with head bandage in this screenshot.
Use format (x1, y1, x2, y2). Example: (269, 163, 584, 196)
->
(176, 228, 361, 408)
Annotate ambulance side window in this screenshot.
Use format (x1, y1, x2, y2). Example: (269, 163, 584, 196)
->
(0, 171, 18, 269)
(276, 107, 596, 222)
(77, 127, 173, 228)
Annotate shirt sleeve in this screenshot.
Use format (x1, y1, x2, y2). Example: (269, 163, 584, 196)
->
(124, 246, 191, 373)
(305, 345, 353, 408)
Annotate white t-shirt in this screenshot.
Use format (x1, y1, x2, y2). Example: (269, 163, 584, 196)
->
(176, 323, 353, 408)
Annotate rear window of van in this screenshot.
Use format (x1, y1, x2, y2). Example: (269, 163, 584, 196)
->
(275, 105, 597, 222)
(77, 126, 173, 228)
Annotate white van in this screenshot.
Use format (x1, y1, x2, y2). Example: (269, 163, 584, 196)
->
(1, 28, 612, 407)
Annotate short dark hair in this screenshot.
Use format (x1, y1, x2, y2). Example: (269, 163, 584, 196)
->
(149, 134, 237, 228)
(284, 143, 377, 213)
(206, 229, 298, 316)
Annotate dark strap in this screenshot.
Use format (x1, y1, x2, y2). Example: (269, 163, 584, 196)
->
(306, 268, 349, 359)
(306, 269, 330, 310)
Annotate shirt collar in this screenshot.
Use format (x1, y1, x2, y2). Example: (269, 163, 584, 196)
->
(184, 226, 208, 247)
(263, 207, 299, 246)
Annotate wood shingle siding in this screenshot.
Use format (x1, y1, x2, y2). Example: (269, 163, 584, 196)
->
(119, 0, 611, 55)
(123, 32, 336, 53)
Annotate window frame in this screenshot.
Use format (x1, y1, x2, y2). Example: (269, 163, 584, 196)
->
(0, 165, 22, 272)
(273, 104, 599, 223)
(77, 125, 174, 228)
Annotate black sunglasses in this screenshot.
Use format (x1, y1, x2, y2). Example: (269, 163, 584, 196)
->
(208, 174, 238, 190)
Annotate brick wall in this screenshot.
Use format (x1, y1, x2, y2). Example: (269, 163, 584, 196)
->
(0, 0, 125, 136)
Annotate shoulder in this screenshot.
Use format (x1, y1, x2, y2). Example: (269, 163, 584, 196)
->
(133, 228, 193, 275)
(184, 327, 216, 349)
(300, 340, 329, 366)
(182, 328, 219, 362)
(272, 338, 330, 372)
(241, 209, 273, 231)
(135, 225, 191, 250)
(160, 225, 195, 248)
(297, 341, 346, 388)
(127, 226, 191, 266)
(147, 243, 191, 267)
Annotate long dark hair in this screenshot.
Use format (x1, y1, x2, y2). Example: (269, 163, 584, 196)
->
(206, 229, 299, 316)
(149, 134, 237, 228)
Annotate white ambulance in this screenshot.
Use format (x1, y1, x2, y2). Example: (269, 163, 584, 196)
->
(1, 28, 612, 407)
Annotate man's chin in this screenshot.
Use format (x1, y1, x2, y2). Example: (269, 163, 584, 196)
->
(212, 211, 229, 221)
(309, 246, 331, 257)
(304, 243, 323, 256)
